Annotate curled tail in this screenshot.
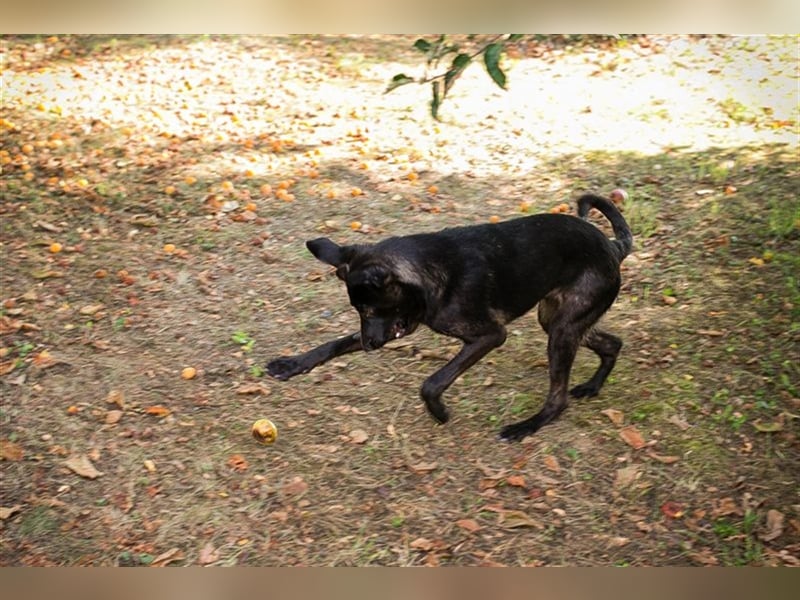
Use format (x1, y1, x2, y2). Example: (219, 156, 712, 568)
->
(577, 193, 633, 262)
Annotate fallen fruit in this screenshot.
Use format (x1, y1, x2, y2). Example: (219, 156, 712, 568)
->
(181, 367, 197, 380)
(609, 188, 629, 204)
(252, 419, 278, 445)
(49, 242, 62, 253)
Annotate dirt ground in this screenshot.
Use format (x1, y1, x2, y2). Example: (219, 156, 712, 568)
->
(1, 34, 798, 566)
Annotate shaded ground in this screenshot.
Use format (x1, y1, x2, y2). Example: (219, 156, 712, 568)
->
(1, 34, 798, 566)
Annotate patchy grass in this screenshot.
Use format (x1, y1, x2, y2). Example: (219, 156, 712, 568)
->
(1, 35, 798, 566)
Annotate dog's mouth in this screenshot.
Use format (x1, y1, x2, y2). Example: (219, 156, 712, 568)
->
(390, 318, 417, 340)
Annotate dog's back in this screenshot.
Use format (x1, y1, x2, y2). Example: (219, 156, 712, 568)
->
(371, 210, 624, 323)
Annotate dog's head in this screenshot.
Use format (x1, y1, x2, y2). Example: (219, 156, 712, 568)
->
(306, 238, 425, 351)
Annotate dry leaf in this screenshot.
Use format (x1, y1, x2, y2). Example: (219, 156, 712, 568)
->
(410, 537, 434, 551)
(761, 509, 785, 542)
(614, 465, 639, 488)
(64, 454, 104, 479)
(505, 474, 527, 488)
(105, 410, 123, 425)
(690, 548, 719, 566)
(0, 505, 22, 520)
(712, 497, 742, 518)
(145, 405, 171, 417)
(667, 415, 690, 431)
(1, 440, 24, 461)
(475, 459, 507, 480)
(753, 416, 784, 433)
(235, 382, 271, 396)
(646, 450, 681, 464)
(198, 541, 220, 565)
(619, 425, 646, 449)
(282, 476, 308, 499)
(455, 518, 481, 533)
(543, 455, 561, 473)
(661, 501, 684, 518)
(697, 329, 725, 337)
(0, 360, 17, 376)
(226, 454, 248, 472)
(349, 429, 369, 444)
(608, 536, 630, 548)
(498, 510, 544, 530)
(31, 350, 59, 369)
(79, 304, 105, 316)
(107, 389, 125, 408)
(409, 461, 438, 473)
(601, 408, 625, 426)
(150, 547, 185, 567)
(0, 316, 22, 335)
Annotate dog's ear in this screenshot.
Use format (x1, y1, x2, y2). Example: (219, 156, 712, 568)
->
(306, 238, 353, 280)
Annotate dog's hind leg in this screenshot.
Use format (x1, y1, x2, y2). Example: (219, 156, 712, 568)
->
(500, 282, 612, 442)
(570, 329, 622, 398)
(499, 320, 582, 441)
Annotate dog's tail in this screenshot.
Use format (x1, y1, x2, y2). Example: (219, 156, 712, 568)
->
(577, 193, 633, 261)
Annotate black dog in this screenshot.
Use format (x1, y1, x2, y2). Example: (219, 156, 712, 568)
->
(267, 194, 632, 441)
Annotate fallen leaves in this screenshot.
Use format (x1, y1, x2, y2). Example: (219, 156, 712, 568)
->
(281, 476, 309, 500)
(505, 474, 526, 488)
(235, 382, 271, 396)
(601, 408, 625, 426)
(455, 518, 482, 533)
(497, 509, 544, 530)
(64, 454, 104, 479)
(348, 429, 369, 444)
(614, 465, 639, 489)
(145, 405, 171, 418)
(1, 440, 24, 461)
(0, 505, 23, 520)
(761, 509, 785, 542)
(198, 541, 220, 566)
(106, 389, 125, 408)
(645, 450, 681, 464)
(752, 414, 785, 433)
(150, 547, 185, 567)
(105, 410, 124, 425)
(542, 455, 561, 474)
(226, 454, 249, 472)
(619, 425, 647, 450)
(660, 501, 685, 519)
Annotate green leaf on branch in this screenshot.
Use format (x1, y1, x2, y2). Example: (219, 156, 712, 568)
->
(444, 53, 471, 95)
(413, 38, 432, 53)
(385, 73, 415, 94)
(483, 43, 507, 90)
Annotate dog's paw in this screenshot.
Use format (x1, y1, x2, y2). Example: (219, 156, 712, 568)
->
(424, 398, 450, 425)
(498, 423, 531, 443)
(569, 382, 600, 399)
(498, 416, 545, 442)
(266, 357, 305, 381)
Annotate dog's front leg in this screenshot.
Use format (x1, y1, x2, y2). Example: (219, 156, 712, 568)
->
(267, 332, 362, 381)
(420, 330, 506, 424)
